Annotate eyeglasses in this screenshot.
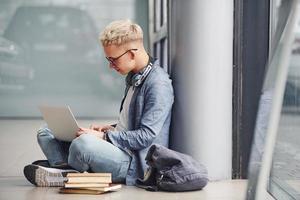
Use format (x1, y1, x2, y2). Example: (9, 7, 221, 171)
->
(106, 48, 138, 66)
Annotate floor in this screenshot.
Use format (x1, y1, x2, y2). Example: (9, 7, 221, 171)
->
(0, 120, 248, 200)
(0, 177, 247, 200)
(0, 119, 112, 177)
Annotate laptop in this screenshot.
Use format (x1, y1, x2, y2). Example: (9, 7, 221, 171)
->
(38, 105, 79, 142)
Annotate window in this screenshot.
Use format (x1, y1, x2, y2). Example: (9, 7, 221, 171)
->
(268, 3, 300, 198)
(246, 0, 300, 199)
(0, 0, 148, 118)
(148, 0, 169, 73)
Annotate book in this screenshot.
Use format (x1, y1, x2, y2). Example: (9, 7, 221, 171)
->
(59, 188, 105, 195)
(67, 172, 111, 177)
(59, 184, 122, 195)
(64, 183, 110, 188)
(61, 172, 118, 195)
(66, 176, 112, 184)
(78, 184, 122, 192)
(65, 172, 112, 184)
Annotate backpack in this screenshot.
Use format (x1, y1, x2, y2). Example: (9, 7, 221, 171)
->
(135, 144, 208, 192)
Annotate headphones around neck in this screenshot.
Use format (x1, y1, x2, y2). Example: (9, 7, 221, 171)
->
(126, 57, 155, 87)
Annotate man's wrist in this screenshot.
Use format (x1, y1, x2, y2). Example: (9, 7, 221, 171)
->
(103, 131, 107, 140)
(103, 130, 111, 143)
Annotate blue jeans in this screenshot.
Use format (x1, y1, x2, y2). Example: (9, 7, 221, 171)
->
(37, 126, 131, 183)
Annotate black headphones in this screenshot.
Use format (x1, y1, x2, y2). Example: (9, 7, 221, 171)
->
(126, 56, 155, 87)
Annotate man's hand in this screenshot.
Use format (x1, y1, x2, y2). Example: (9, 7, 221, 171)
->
(76, 127, 105, 139)
(89, 124, 114, 132)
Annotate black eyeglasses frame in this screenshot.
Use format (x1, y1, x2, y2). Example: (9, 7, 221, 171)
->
(106, 48, 138, 65)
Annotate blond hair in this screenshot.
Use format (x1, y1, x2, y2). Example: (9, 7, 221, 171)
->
(99, 19, 143, 46)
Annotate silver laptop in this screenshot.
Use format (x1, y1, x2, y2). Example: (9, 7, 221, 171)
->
(39, 105, 79, 142)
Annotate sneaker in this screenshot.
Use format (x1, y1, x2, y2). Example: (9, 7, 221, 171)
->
(32, 160, 73, 169)
(23, 164, 78, 187)
(32, 160, 50, 168)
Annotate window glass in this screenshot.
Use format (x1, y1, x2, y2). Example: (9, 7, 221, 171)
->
(268, 10, 300, 199)
(0, 0, 148, 118)
(246, 0, 298, 199)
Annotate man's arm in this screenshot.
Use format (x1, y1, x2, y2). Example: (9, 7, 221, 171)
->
(106, 82, 174, 151)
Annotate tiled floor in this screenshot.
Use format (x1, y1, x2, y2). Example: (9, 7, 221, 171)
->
(0, 177, 247, 200)
(0, 120, 248, 200)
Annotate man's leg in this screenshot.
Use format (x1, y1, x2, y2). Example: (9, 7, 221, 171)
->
(23, 126, 78, 187)
(68, 134, 131, 183)
(37, 126, 70, 167)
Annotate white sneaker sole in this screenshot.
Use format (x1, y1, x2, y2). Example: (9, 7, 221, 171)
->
(24, 164, 78, 187)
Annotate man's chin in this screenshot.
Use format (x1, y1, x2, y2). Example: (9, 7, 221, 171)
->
(119, 70, 129, 75)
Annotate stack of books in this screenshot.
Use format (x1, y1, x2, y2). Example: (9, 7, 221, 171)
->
(59, 173, 122, 195)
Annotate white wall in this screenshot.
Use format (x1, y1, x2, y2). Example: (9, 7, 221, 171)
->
(170, 0, 233, 180)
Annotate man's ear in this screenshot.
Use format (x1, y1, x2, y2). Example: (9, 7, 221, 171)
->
(129, 50, 135, 60)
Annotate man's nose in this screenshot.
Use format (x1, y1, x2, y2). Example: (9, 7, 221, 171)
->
(109, 62, 115, 69)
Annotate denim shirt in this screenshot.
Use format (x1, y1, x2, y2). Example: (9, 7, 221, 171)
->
(106, 60, 174, 185)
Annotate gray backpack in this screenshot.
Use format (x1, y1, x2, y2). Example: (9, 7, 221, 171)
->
(136, 144, 208, 192)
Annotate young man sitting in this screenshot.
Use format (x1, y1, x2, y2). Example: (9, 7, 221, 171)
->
(23, 19, 174, 186)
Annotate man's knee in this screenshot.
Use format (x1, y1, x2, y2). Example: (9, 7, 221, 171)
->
(69, 134, 94, 154)
(68, 134, 95, 171)
(36, 126, 53, 143)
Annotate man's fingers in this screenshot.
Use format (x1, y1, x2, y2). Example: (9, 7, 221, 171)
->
(90, 124, 101, 131)
(76, 130, 85, 137)
(101, 125, 113, 131)
(101, 125, 109, 131)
